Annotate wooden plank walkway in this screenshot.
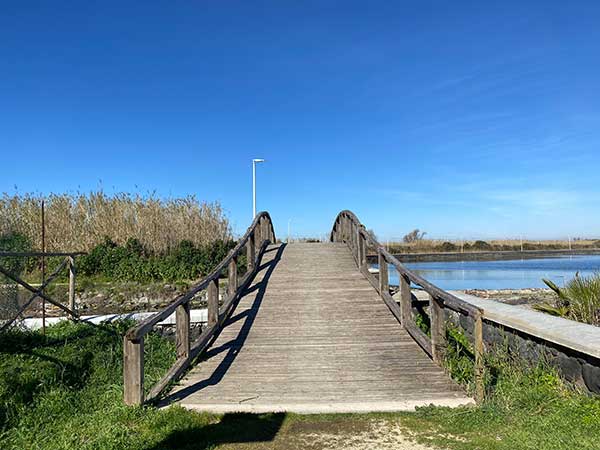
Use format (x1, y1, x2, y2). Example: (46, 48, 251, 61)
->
(165, 242, 473, 413)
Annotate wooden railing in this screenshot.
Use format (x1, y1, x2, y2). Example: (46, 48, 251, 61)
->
(0, 251, 82, 332)
(123, 211, 276, 406)
(331, 210, 485, 401)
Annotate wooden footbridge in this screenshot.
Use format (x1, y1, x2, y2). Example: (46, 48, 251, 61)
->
(123, 211, 485, 413)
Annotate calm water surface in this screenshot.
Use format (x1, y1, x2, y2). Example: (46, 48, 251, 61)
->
(384, 254, 600, 290)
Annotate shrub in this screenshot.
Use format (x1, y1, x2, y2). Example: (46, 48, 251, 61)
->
(78, 238, 237, 283)
(472, 240, 492, 251)
(439, 241, 457, 252)
(536, 273, 600, 326)
(0, 233, 31, 278)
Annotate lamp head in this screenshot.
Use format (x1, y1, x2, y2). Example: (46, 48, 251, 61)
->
(253, 158, 265, 163)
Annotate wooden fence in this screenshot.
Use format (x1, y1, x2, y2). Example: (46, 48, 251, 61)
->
(331, 210, 485, 401)
(123, 212, 276, 405)
(0, 251, 82, 332)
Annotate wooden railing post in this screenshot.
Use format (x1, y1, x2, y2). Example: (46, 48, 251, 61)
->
(262, 218, 268, 244)
(228, 256, 238, 295)
(429, 294, 447, 364)
(344, 218, 350, 243)
(208, 278, 219, 327)
(358, 231, 366, 272)
(247, 233, 256, 271)
(378, 249, 388, 296)
(176, 302, 190, 359)
(68, 255, 76, 319)
(399, 273, 412, 326)
(123, 337, 144, 405)
(474, 312, 485, 402)
(256, 217, 263, 246)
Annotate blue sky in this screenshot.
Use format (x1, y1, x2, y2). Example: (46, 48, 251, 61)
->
(1, 1, 600, 240)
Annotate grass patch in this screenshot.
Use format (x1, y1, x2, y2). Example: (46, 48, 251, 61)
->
(401, 361, 600, 449)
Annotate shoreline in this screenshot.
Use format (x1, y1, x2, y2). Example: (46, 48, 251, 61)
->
(368, 248, 600, 263)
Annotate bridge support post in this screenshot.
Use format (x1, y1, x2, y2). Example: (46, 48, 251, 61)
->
(399, 274, 412, 326)
(344, 218, 350, 243)
(429, 294, 447, 364)
(247, 233, 256, 271)
(176, 303, 190, 359)
(228, 256, 238, 294)
(123, 337, 144, 405)
(378, 249, 388, 296)
(208, 278, 219, 327)
(256, 217, 262, 246)
(262, 217, 268, 244)
(357, 229, 366, 271)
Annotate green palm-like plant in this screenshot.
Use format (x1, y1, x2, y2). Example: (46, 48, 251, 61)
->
(534, 273, 600, 326)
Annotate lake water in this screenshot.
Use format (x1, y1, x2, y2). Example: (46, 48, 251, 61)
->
(383, 254, 600, 290)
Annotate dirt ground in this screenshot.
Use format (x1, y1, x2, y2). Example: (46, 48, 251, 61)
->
(217, 417, 440, 450)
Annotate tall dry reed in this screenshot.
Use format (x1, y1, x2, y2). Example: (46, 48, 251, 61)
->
(0, 192, 231, 253)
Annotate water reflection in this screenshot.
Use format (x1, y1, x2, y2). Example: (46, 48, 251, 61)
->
(383, 254, 600, 290)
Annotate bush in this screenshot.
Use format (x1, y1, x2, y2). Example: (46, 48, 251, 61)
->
(78, 238, 237, 283)
(537, 273, 600, 326)
(472, 240, 492, 251)
(0, 233, 31, 277)
(438, 241, 457, 252)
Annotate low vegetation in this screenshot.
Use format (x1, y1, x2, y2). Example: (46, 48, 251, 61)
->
(0, 191, 231, 253)
(402, 358, 600, 449)
(0, 232, 242, 286)
(77, 237, 240, 283)
(388, 237, 600, 254)
(534, 273, 600, 326)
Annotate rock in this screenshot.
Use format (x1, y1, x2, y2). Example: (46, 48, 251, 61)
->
(582, 362, 600, 393)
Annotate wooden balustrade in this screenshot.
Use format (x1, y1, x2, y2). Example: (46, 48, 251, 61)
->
(123, 211, 276, 406)
(331, 210, 486, 402)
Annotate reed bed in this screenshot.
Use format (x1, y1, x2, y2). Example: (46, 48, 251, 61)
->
(0, 192, 231, 253)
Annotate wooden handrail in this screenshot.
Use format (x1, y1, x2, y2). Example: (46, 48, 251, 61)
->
(123, 211, 276, 406)
(331, 210, 485, 402)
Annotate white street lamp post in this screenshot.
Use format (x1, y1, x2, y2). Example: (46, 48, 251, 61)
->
(252, 158, 265, 218)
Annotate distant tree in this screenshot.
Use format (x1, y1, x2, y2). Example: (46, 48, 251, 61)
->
(439, 241, 457, 252)
(403, 229, 426, 243)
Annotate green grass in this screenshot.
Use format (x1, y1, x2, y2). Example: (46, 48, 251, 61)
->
(400, 361, 600, 450)
(1, 322, 600, 449)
